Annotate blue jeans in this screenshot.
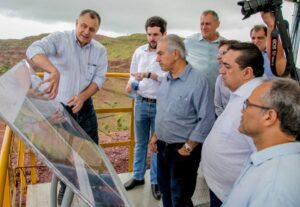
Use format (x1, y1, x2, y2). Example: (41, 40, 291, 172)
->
(133, 97, 157, 184)
(157, 140, 202, 207)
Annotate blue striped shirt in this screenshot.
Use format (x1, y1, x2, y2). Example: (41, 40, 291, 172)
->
(155, 64, 215, 143)
(184, 33, 223, 93)
(26, 30, 108, 104)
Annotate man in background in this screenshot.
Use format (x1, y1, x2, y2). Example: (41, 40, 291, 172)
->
(250, 24, 275, 79)
(123, 16, 167, 200)
(214, 40, 239, 116)
(184, 10, 224, 92)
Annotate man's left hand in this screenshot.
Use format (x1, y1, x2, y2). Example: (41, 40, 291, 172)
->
(67, 95, 84, 113)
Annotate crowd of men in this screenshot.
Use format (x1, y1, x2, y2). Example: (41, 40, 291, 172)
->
(26, 8, 300, 207)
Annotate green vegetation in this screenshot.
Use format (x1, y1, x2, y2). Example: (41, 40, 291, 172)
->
(100, 33, 147, 60)
(0, 66, 9, 74)
(0, 34, 48, 51)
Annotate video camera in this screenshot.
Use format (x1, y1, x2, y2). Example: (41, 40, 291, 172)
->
(238, 0, 283, 19)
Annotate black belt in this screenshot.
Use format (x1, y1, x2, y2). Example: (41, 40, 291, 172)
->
(137, 94, 156, 103)
(157, 140, 184, 148)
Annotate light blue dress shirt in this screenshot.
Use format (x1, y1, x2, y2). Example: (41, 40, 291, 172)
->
(155, 64, 215, 143)
(202, 77, 264, 202)
(223, 142, 300, 207)
(262, 50, 276, 79)
(184, 33, 223, 93)
(214, 75, 231, 116)
(26, 30, 108, 104)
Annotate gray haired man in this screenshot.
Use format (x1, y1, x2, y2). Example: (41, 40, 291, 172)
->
(150, 34, 215, 207)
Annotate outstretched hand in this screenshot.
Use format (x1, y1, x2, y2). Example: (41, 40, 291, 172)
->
(42, 69, 60, 100)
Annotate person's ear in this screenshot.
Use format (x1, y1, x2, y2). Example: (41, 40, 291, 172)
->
(263, 109, 277, 126)
(243, 66, 254, 80)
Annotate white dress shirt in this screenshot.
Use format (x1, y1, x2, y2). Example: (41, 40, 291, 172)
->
(129, 44, 166, 99)
(202, 77, 264, 202)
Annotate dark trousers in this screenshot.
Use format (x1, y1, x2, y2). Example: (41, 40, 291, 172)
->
(209, 189, 222, 207)
(59, 97, 98, 195)
(62, 97, 98, 144)
(157, 140, 202, 207)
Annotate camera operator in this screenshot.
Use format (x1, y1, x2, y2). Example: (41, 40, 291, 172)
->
(261, 11, 287, 77)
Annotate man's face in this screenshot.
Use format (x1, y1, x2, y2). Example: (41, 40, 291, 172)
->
(239, 82, 272, 137)
(200, 13, 219, 40)
(156, 40, 175, 72)
(146, 26, 164, 50)
(250, 29, 266, 51)
(218, 44, 229, 67)
(75, 13, 99, 47)
(220, 50, 245, 91)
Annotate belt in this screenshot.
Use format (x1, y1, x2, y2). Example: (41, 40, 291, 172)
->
(137, 94, 156, 103)
(157, 140, 184, 148)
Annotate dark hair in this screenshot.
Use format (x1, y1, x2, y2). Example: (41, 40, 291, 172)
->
(202, 10, 219, 21)
(250, 24, 267, 37)
(228, 42, 264, 77)
(80, 9, 101, 25)
(261, 78, 300, 138)
(219, 39, 239, 48)
(145, 16, 167, 34)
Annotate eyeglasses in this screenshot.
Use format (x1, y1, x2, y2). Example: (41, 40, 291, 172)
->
(243, 99, 272, 111)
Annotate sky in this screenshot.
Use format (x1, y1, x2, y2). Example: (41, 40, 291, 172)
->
(0, 0, 299, 65)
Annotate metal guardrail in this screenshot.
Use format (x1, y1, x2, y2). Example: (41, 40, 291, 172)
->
(0, 72, 135, 207)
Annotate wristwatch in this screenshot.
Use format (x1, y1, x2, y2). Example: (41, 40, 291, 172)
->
(184, 143, 193, 153)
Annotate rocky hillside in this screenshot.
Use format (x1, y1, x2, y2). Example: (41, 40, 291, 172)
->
(0, 33, 147, 74)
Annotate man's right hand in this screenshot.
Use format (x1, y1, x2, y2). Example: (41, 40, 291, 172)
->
(31, 54, 60, 100)
(125, 83, 132, 93)
(43, 69, 60, 100)
(149, 134, 158, 153)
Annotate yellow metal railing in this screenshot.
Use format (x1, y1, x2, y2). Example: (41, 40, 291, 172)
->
(0, 126, 13, 207)
(0, 72, 135, 207)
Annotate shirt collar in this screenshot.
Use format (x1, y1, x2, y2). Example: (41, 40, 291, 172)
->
(167, 63, 192, 81)
(72, 30, 92, 49)
(198, 33, 222, 43)
(250, 142, 300, 166)
(141, 44, 156, 53)
(233, 77, 264, 98)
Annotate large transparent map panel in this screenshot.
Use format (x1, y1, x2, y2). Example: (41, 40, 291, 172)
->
(0, 60, 133, 207)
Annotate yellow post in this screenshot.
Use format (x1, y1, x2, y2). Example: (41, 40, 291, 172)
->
(128, 100, 135, 172)
(3, 171, 11, 207)
(29, 150, 38, 184)
(17, 140, 26, 207)
(0, 126, 13, 207)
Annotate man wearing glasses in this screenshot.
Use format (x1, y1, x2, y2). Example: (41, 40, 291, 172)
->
(223, 78, 300, 206)
(202, 42, 264, 207)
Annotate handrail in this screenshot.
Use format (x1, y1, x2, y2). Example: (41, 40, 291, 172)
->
(36, 72, 130, 78)
(0, 126, 13, 207)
